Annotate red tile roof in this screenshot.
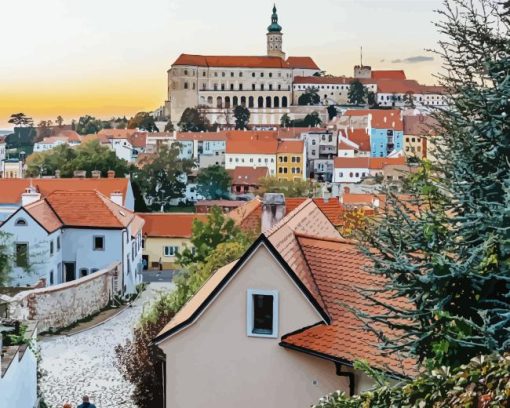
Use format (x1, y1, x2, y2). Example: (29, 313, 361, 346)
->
(230, 167, 269, 186)
(0, 178, 130, 205)
(333, 156, 406, 169)
(137, 213, 208, 238)
(281, 235, 415, 376)
(176, 132, 228, 142)
(98, 128, 139, 139)
(403, 115, 440, 135)
(277, 140, 304, 154)
(371, 70, 407, 80)
(286, 57, 320, 70)
(376, 79, 446, 95)
(129, 132, 148, 148)
(24, 200, 63, 233)
(345, 109, 403, 131)
(346, 128, 371, 152)
(226, 133, 278, 154)
(293, 76, 375, 85)
(55, 130, 81, 142)
(173, 54, 289, 68)
(284, 198, 344, 227)
(45, 190, 139, 229)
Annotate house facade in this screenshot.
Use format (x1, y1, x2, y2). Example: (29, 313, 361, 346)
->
(154, 196, 413, 408)
(276, 139, 306, 181)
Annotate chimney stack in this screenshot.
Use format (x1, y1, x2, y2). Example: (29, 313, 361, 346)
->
(55, 170, 61, 178)
(261, 193, 286, 233)
(107, 170, 116, 178)
(73, 170, 86, 178)
(91, 170, 101, 178)
(110, 191, 123, 206)
(21, 186, 41, 206)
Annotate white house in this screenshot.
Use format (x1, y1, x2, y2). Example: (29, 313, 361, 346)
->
(225, 132, 278, 176)
(33, 136, 68, 152)
(154, 196, 414, 408)
(0, 189, 144, 294)
(333, 157, 371, 184)
(0, 137, 6, 162)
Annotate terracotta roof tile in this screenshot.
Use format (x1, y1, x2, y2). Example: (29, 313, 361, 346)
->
(24, 200, 63, 233)
(228, 198, 262, 226)
(293, 76, 375, 85)
(346, 128, 371, 151)
(173, 54, 288, 68)
(286, 57, 320, 70)
(403, 115, 440, 135)
(371, 70, 407, 80)
(285, 198, 344, 227)
(226, 132, 279, 154)
(277, 140, 304, 154)
(344, 109, 403, 131)
(230, 167, 268, 186)
(176, 132, 228, 142)
(281, 235, 415, 376)
(137, 213, 208, 238)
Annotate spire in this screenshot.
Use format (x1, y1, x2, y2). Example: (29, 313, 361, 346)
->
(268, 4, 282, 32)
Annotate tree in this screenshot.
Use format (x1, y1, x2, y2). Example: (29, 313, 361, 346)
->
(56, 115, 64, 127)
(8, 113, 33, 127)
(128, 112, 159, 132)
(76, 115, 103, 135)
(0, 231, 12, 287)
(233, 105, 250, 130)
(164, 119, 175, 132)
(351, 0, 510, 370)
(367, 91, 378, 108)
(25, 140, 132, 177)
(280, 113, 292, 128)
(348, 80, 367, 105)
(177, 206, 249, 266)
(403, 91, 415, 108)
(327, 105, 338, 120)
(196, 165, 231, 200)
(303, 111, 322, 127)
(36, 121, 52, 140)
(257, 176, 311, 197)
(133, 144, 194, 211)
(298, 88, 320, 106)
(177, 107, 211, 132)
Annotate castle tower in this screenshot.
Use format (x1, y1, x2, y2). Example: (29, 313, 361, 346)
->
(267, 4, 285, 59)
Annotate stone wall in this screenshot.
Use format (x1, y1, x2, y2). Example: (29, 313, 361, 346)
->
(8, 263, 121, 333)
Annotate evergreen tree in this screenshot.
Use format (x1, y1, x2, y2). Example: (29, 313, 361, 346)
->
(233, 105, 250, 130)
(357, 0, 510, 369)
(348, 80, 367, 105)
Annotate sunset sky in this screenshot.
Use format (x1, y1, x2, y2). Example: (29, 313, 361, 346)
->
(0, 0, 444, 129)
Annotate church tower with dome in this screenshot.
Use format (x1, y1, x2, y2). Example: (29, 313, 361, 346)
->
(267, 4, 285, 59)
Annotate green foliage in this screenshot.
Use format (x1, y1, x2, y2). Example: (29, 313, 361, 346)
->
(298, 88, 320, 106)
(5, 126, 36, 150)
(25, 140, 132, 178)
(280, 113, 292, 127)
(304, 111, 323, 127)
(350, 0, 510, 370)
(76, 115, 103, 135)
(132, 144, 194, 211)
(177, 206, 250, 266)
(348, 80, 367, 105)
(257, 176, 311, 197)
(128, 112, 159, 132)
(177, 106, 211, 132)
(8, 113, 33, 127)
(0, 231, 13, 286)
(314, 354, 510, 408)
(164, 119, 175, 132)
(233, 105, 250, 130)
(196, 165, 231, 200)
(327, 105, 338, 120)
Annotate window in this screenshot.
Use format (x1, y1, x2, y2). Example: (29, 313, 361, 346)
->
(184, 82, 189, 89)
(57, 236, 61, 251)
(93, 236, 105, 251)
(50, 271, 54, 285)
(91, 268, 99, 273)
(247, 289, 278, 338)
(142, 239, 145, 249)
(164, 246, 179, 257)
(79, 268, 88, 278)
(50, 241, 54, 256)
(15, 218, 27, 226)
(15, 243, 28, 267)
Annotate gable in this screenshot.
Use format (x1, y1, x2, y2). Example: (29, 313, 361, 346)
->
(155, 239, 326, 345)
(1, 207, 50, 235)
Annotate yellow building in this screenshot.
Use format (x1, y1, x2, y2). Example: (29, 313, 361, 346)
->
(276, 140, 306, 182)
(138, 213, 208, 269)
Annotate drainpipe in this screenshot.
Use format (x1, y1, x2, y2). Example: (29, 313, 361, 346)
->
(121, 229, 126, 295)
(335, 363, 355, 396)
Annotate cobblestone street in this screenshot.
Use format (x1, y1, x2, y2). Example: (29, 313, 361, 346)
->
(39, 282, 173, 408)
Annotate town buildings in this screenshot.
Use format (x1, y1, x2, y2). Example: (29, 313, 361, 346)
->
(138, 213, 208, 269)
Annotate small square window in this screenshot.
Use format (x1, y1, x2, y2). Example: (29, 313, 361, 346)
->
(93, 236, 105, 251)
(15, 243, 28, 267)
(247, 289, 278, 338)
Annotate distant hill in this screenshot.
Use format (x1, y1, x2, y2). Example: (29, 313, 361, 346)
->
(0, 130, 13, 136)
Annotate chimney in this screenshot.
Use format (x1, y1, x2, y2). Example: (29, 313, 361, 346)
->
(107, 170, 115, 178)
(73, 170, 86, 178)
(21, 186, 41, 206)
(343, 186, 351, 194)
(261, 193, 286, 233)
(110, 191, 124, 206)
(323, 191, 331, 203)
(55, 170, 61, 178)
(91, 170, 101, 178)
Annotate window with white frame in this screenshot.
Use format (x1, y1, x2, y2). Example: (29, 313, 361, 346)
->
(164, 246, 179, 257)
(246, 289, 279, 338)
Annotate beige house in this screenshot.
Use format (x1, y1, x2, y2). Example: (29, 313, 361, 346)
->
(154, 195, 414, 407)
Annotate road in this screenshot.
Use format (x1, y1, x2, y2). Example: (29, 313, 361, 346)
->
(142, 269, 177, 283)
(39, 282, 174, 408)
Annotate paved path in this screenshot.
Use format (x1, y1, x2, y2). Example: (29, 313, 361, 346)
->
(39, 282, 174, 408)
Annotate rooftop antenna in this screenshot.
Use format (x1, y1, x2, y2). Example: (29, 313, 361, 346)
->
(360, 46, 363, 67)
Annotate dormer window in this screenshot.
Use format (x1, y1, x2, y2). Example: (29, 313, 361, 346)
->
(246, 289, 279, 338)
(15, 218, 27, 226)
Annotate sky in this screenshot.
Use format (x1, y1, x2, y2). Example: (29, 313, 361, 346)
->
(0, 0, 444, 129)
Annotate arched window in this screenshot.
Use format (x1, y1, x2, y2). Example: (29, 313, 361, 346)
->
(258, 97, 264, 108)
(282, 96, 288, 108)
(249, 96, 254, 108)
(217, 97, 223, 108)
(207, 96, 213, 105)
(266, 96, 272, 108)
(15, 218, 27, 226)
(225, 97, 231, 109)
(233, 96, 238, 107)
(241, 96, 246, 107)
(274, 96, 280, 108)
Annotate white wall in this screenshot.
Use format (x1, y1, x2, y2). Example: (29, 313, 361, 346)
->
(0, 345, 38, 408)
(110, 139, 133, 162)
(333, 167, 370, 183)
(225, 153, 276, 175)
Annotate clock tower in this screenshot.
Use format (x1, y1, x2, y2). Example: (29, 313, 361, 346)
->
(267, 4, 285, 59)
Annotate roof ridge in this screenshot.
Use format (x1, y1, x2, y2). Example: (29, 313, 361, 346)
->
(294, 232, 357, 246)
(264, 198, 314, 237)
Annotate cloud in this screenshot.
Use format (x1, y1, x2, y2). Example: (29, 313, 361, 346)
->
(391, 56, 434, 64)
